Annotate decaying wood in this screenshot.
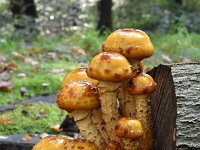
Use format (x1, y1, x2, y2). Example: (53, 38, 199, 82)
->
(149, 62, 200, 150)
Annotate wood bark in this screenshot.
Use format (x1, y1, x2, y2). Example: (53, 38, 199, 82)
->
(148, 63, 200, 150)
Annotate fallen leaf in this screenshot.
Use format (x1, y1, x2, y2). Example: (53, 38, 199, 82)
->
(20, 87, 28, 97)
(0, 118, 12, 124)
(17, 73, 27, 79)
(23, 134, 32, 141)
(0, 55, 6, 62)
(68, 46, 86, 56)
(40, 133, 49, 139)
(36, 112, 48, 119)
(12, 52, 25, 61)
(48, 69, 64, 74)
(0, 81, 12, 91)
(162, 54, 173, 63)
(50, 124, 62, 132)
(47, 52, 59, 60)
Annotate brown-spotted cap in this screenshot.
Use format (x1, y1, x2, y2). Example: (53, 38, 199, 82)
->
(86, 52, 133, 83)
(65, 139, 98, 150)
(102, 29, 154, 60)
(127, 73, 156, 95)
(57, 81, 100, 111)
(32, 135, 70, 150)
(61, 68, 98, 88)
(115, 117, 144, 139)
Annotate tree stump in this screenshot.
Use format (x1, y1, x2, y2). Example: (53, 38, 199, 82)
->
(148, 63, 200, 150)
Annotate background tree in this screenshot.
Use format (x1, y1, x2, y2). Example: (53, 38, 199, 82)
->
(96, 0, 112, 34)
(10, 0, 37, 29)
(175, 0, 183, 5)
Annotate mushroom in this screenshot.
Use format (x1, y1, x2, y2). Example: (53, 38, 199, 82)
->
(65, 139, 98, 150)
(102, 28, 154, 114)
(57, 81, 104, 149)
(86, 52, 133, 148)
(101, 29, 155, 149)
(127, 73, 156, 149)
(114, 117, 144, 150)
(32, 135, 70, 150)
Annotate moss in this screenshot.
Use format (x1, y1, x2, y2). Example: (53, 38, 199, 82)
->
(0, 103, 66, 135)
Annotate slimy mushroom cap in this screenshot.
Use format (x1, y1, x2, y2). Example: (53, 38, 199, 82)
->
(57, 81, 100, 111)
(115, 117, 144, 139)
(61, 68, 98, 88)
(32, 135, 70, 150)
(127, 73, 156, 95)
(102, 29, 154, 60)
(86, 52, 133, 83)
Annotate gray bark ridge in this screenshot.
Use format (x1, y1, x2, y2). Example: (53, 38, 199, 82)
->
(171, 63, 200, 149)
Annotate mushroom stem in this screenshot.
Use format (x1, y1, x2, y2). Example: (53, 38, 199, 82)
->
(92, 109, 110, 145)
(98, 81, 124, 148)
(133, 95, 153, 150)
(70, 110, 104, 150)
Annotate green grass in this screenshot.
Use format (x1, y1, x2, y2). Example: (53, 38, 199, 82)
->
(0, 103, 66, 135)
(0, 34, 79, 106)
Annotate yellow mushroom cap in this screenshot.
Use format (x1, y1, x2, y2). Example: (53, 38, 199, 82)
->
(127, 73, 156, 95)
(102, 29, 154, 60)
(32, 135, 70, 150)
(57, 81, 100, 111)
(61, 68, 98, 88)
(105, 141, 121, 150)
(65, 139, 98, 150)
(86, 52, 133, 83)
(115, 117, 144, 139)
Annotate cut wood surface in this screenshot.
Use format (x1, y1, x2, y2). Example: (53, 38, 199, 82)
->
(149, 62, 200, 150)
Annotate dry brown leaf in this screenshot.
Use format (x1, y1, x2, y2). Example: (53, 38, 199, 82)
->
(50, 124, 62, 132)
(23, 134, 32, 141)
(0, 118, 12, 124)
(0, 81, 12, 91)
(36, 112, 48, 119)
(12, 52, 25, 61)
(48, 69, 64, 74)
(68, 46, 86, 56)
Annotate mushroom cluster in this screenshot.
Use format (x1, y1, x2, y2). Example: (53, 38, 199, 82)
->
(33, 29, 156, 150)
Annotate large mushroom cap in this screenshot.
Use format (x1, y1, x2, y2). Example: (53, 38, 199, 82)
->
(32, 135, 70, 150)
(86, 52, 133, 83)
(65, 139, 98, 150)
(61, 68, 98, 88)
(115, 117, 144, 139)
(57, 81, 100, 111)
(127, 73, 156, 95)
(102, 29, 154, 60)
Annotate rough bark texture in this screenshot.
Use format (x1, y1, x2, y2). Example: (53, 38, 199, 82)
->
(149, 62, 200, 150)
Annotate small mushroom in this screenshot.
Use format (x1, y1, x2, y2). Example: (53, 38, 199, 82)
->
(127, 73, 156, 150)
(32, 135, 70, 150)
(115, 117, 144, 139)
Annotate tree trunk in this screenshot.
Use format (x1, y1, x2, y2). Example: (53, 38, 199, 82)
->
(96, 0, 112, 34)
(10, 0, 37, 29)
(175, 0, 183, 5)
(148, 63, 200, 150)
